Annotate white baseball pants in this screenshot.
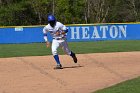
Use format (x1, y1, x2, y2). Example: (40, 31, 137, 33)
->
(51, 39, 71, 56)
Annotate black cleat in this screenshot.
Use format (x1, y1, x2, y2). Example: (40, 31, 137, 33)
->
(54, 64, 63, 69)
(72, 54, 78, 63)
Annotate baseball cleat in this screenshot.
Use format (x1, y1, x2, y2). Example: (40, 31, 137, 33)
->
(54, 64, 63, 69)
(72, 54, 78, 63)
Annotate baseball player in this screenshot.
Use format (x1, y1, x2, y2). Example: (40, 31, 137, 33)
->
(43, 15, 77, 69)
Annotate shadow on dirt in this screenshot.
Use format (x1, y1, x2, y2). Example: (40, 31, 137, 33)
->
(63, 65, 83, 69)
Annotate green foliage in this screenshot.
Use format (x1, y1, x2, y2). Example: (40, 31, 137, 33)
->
(107, 0, 138, 22)
(0, 0, 35, 25)
(0, 0, 140, 26)
(26, 0, 51, 24)
(55, 0, 85, 24)
(0, 1, 25, 25)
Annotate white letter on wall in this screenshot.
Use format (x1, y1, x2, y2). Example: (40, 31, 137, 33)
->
(82, 27, 90, 39)
(110, 25, 118, 38)
(100, 26, 108, 38)
(70, 27, 80, 39)
(91, 26, 100, 38)
(118, 25, 127, 38)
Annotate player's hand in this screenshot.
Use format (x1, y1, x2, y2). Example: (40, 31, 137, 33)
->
(61, 31, 66, 35)
(46, 42, 50, 48)
(55, 31, 60, 36)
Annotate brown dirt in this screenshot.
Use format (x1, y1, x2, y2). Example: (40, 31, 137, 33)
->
(0, 52, 140, 93)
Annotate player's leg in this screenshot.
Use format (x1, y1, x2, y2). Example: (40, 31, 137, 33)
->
(61, 41, 77, 63)
(52, 40, 62, 69)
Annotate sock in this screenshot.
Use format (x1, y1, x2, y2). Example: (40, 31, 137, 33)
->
(70, 51, 75, 57)
(53, 55, 61, 65)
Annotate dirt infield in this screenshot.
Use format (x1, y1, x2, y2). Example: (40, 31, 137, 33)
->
(0, 52, 140, 93)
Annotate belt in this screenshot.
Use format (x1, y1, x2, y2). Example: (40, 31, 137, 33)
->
(53, 37, 65, 40)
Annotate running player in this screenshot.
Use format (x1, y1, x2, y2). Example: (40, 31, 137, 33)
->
(43, 15, 77, 69)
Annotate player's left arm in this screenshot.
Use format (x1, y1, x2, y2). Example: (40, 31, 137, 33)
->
(61, 29, 68, 34)
(61, 24, 68, 35)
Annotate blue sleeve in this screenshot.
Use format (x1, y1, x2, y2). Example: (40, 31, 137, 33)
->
(64, 29, 68, 33)
(43, 33, 47, 36)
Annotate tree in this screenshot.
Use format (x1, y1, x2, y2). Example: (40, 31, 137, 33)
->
(0, 0, 140, 26)
(27, 0, 51, 24)
(107, 0, 139, 23)
(55, 0, 85, 24)
(135, 0, 140, 21)
(0, 1, 26, 25)
(85, 0, 110, 23)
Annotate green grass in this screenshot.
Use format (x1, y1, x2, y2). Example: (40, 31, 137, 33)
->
(0, 40, 140, 58)
(94, 76, 140, 93)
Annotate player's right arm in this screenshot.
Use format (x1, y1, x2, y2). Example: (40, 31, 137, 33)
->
(43, 26, 50, 48)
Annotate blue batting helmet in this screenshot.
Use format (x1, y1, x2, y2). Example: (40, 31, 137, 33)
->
(48, 15, 56, 22)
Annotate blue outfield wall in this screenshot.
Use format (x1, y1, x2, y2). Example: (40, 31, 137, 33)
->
(0, 23, 140, 43)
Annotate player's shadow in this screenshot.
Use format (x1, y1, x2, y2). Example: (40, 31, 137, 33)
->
(63, 65, 83, 69)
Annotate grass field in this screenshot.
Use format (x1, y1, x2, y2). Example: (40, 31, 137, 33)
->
(94, 76, 140, 93)
(0, 40, 140, 93)
(0, 40, 140, 58)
